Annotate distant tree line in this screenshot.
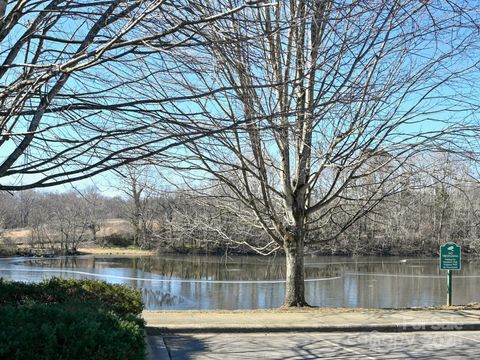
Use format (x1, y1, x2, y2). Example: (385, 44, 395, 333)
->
(0, 157, 479, 257)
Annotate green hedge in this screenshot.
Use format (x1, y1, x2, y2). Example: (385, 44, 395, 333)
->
(0, 278, 146, 360)
(0, 278, 143, 316)
(0, 303, 145, 360)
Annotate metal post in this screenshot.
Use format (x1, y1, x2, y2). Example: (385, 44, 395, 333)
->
(447, 269, 452, 306)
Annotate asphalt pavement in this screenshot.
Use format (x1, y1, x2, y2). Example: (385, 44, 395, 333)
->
(143, 308, 480, 359)
(154, 331, 480, 359)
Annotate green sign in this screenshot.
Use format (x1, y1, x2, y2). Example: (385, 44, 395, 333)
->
(440, 242, 461, 270)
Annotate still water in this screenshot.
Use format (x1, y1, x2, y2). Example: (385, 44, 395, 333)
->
(0, 255, 478, 310)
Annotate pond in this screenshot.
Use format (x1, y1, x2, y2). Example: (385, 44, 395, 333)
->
(0, 254, 479, 310)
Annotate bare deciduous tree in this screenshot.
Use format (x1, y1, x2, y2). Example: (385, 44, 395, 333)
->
(0, 0, 262, 190)
(115, 164, 157, 249)
(159, 1, 480, 306)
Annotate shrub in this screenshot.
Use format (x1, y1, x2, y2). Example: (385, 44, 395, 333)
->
(0, 303, 145, 360)
(0, 278, 143, 317)
(102, 233, 134, 247)
(0, 279, 146, 360)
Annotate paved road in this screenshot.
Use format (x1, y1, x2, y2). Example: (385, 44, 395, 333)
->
(152, 331, 480, 359)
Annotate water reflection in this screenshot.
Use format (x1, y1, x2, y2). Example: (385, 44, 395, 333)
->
(142, 288, 185, 307)
(0, 255, 479, 310)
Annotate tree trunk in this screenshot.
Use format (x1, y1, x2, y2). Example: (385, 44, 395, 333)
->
(283, 234, 308, 307)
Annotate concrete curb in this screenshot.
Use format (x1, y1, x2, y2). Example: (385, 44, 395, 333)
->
(146, 332, 170, 360)
(146, 323, 480, 334)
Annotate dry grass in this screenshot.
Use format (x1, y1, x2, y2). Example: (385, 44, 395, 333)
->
(144, 303, 480, 317)
(3, 229, 32, 244)
(2, 218, 133, 244)
(144, 307, 363, 315)
(1, 219, 148, 256)
(77, 246, 154, 256)
(96, 219, 133, 238)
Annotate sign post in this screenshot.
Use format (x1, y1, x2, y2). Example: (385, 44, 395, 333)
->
(440, 242, 461, 306)
(447, 269, 452, 306)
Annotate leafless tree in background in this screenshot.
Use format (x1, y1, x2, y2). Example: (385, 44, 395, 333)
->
(3, 165, 480, 257)
(115, 164, 157, 248)
(315, 153, 480, 256)
(0, 0, 263, 190)
(157, 1, 480, 306)
(76, 186, 105, 244)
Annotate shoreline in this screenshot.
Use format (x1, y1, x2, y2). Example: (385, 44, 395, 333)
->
(0, 246, 156, 258)
(77, 247, 155, 256)
(2, 246, 479, 259)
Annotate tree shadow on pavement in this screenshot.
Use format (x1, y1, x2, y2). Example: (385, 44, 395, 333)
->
(163, 335, 209, 360)
(159, 333, 326, 359)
